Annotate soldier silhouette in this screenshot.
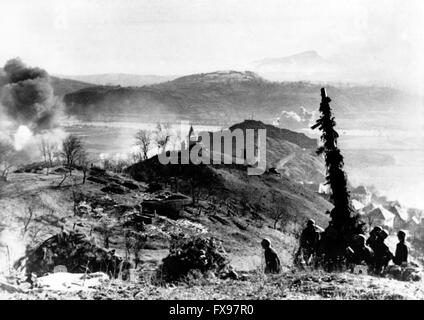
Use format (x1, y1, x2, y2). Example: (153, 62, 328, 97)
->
(261, 238, 281, 274)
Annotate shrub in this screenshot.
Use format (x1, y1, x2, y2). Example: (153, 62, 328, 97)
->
(158, 235, 229, 282)
(15, 231, 131, 279)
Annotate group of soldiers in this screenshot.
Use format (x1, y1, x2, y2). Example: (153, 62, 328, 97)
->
(261, 219, 409, 275)
(345, 226, 408, 274)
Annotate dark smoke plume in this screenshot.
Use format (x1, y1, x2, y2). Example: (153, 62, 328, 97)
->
(0, 58, 62, 133)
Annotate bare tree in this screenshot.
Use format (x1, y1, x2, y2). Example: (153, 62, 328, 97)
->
(22, 203, 46, 245)
(23, 207, 34, 235)
(269, 192, 289, 229)
(39, 137, 56, 175)
(271, 209, 286, 230)
(98, 217, 114, 249)
(125, 231, 147, 268)
(0, 140, 16, 181)
(135, 129, 151, 161)
(116, 158, 130, 173)
(47, 144, 55, 167)
(180, 163, 211, 206)
(39, 138, 48, 170)
(76, 148, 91, 184)
(60, 135, 84, 176)
(155, 123, 171, 153)
(128, 152, 139, 165)
(101, 156, 129, 173)
(102, 158, 112, 171)
(71, 183, 80, 215)
(57, 135, 86, 187)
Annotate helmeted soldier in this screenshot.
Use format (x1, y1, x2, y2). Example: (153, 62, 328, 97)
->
(393, 230, 408, 266)
(346, 234, 374, 266)
(299, 219, 321, 263)
(261, 238, 281, 274)
(366, 226, 382, 252)
(373, 229, 393, 274)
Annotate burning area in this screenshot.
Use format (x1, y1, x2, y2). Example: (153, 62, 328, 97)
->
(0, 58, 62, 133)
(0, 58, 65, 154)
(0, 58, 67, 276)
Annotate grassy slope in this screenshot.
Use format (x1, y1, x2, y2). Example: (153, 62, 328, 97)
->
(0, 169, 315, 271)
(229, 120, 325, 182)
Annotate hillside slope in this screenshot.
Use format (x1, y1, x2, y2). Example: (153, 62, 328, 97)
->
(127, 156, 331, 228)
(63, 70, 420, 129)
(49, 76, 94, 97)
(127, 119, 329, 223)
(229, 120, 324, 182)
(55, 73, 178, 87)
(0, 68, 93, 97)
(2, 170, 423, 300)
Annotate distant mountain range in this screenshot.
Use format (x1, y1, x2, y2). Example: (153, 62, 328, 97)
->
(50, 49, 401, 89)
(55, 51, 341, 87)
(0, 68, 93, 97)
(3, 60, 420, 131)
(55, 73, 179, 87)
(250, 50, 335, 82)
(252, 50, 332, 71)
(249, 50, 411, 89)
(62, 70, 420, 130)
(49, 76, 93, 97)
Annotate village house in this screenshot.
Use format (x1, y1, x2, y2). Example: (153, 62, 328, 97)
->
(351, 199, 365, 211)
(371, 193, 389, 206)
(363, 206, 395, 230)
(410, 216, 424, 239)
(351, 185, 372, 205)
(385, 204, 409, 230)
(360, 202, 377, 216)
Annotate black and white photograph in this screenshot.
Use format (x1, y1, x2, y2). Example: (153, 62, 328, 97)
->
(0, 0, 424, 305)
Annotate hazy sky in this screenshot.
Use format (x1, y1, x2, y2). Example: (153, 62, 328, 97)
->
(1, 0, 423, 78)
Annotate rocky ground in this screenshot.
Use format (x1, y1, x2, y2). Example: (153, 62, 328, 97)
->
(2, 269, 424, 300)
(1, 166, 423, 300)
